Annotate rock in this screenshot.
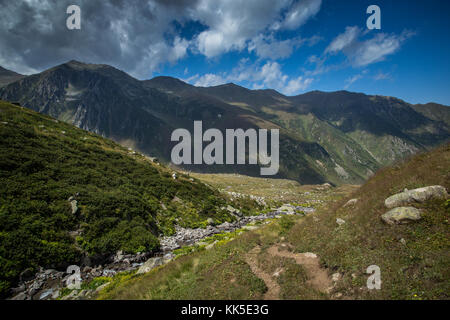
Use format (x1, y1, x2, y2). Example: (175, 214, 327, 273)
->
(343, 198, 358, 207)
(52, 289, 60, 299)
(381, 207, 422, 225)
(11, 284, 26, 294)
(304, 252, 317, 258)
(70, 199, 78, 214)
(207, 218, 214, 225)
(39, 289, 53, 300)
(277, 204, 295, 214)
(400, 238, 407, 245)
(163, 253, 174, 263)
(172, 173, 177, 180)
(332, 273, 342, 282)
(385, 186, 448, 209)
(114, 250, 124, 262)
(11, 292, 28, 300)
(82, 266, 92, 273)
(242, 225, 258, 231)
(336, 218, 346, 226)
(20, 268, 34, 282)
(137, 257, 163, 274)
(102, 269, 117, 277)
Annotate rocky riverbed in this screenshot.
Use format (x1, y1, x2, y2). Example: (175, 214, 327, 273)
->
(9, 204, 314, 300)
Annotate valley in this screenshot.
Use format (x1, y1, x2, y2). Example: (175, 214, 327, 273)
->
(0, 62, 448, 301)
(95, 144, 449, 300)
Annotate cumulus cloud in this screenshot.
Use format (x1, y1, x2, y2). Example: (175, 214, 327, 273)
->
(0, 0, 323, 77)
(193, 0, 291, 57)
(192, 73, 227, 87)
(186, 60, 313, 95)
(284, 76, 314, 95)
(0, 0, 196, 78)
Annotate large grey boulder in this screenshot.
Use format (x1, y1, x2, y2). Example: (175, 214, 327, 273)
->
(385, 186, 448, 209)
(381, 207, 422, 225)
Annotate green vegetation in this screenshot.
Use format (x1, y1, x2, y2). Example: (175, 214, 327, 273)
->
(286, 143, 450, 299)
(0, 100, 259, 297)
(98, 144, 449, 300)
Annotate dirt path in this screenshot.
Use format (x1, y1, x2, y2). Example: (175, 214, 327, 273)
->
(267, 244, 333, 293)
(245, 243, 334, 299)
(244, 246, 280, 300)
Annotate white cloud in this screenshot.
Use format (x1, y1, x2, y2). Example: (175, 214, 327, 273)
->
(193, 73, 227, 87)
(193, 0, 321, 58)
(248, 34, 321, 60)
(279, 0, 322, 30)
(285, 76, 314, 95)
(351, 33, 408, 67)
(325, 26, 360, 54)
(325, 27, 415, 68)
(373, 72, 391, 80)
(0, 0, 324, 77)
(344, 74, 363, 89)
(186, 60, 313, 95)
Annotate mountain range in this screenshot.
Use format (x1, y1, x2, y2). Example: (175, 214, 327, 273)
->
(1, 60, 449, 185)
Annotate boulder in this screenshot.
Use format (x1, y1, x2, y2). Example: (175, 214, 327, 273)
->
(277, 204, 295, 214)
(137, 257, 163, 274)
(343, 198, 358, 207)
(11, 292, 28, 300)
(336, 218, 346, 226)
(381, 207, 421, 225)
(70, 199, 78, 214)
(385, 186, 448, 209)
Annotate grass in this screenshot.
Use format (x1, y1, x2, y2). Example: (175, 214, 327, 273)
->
(189, 172, 358, 205)
(286, 143, 450, 299)
(98, 144, 449, 300)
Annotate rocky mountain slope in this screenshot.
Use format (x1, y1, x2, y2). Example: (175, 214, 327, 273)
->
(1, 61, 449, 185)
(0, 66, 24, 88)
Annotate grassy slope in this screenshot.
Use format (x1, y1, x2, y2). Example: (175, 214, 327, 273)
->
(0, 100, 259, 296)
(99, 144, 449, 300)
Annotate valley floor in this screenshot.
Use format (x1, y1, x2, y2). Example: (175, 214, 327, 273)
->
(94, 180, 361, 300)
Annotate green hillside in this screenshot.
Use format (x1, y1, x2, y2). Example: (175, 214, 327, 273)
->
(98, 144, 449, 300)
(0, 100, 258, 296)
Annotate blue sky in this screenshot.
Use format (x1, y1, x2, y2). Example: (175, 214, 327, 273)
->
(154, 0, 450, 105)
(1, 0, 449, 105)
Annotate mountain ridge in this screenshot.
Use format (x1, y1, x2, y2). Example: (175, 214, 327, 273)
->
(1, 60, 448, 185)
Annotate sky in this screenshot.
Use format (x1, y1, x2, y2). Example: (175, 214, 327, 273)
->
(0, 0, 449, 105)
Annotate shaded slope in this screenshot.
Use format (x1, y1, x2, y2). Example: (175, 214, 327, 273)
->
(0, 66, 24, 88)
